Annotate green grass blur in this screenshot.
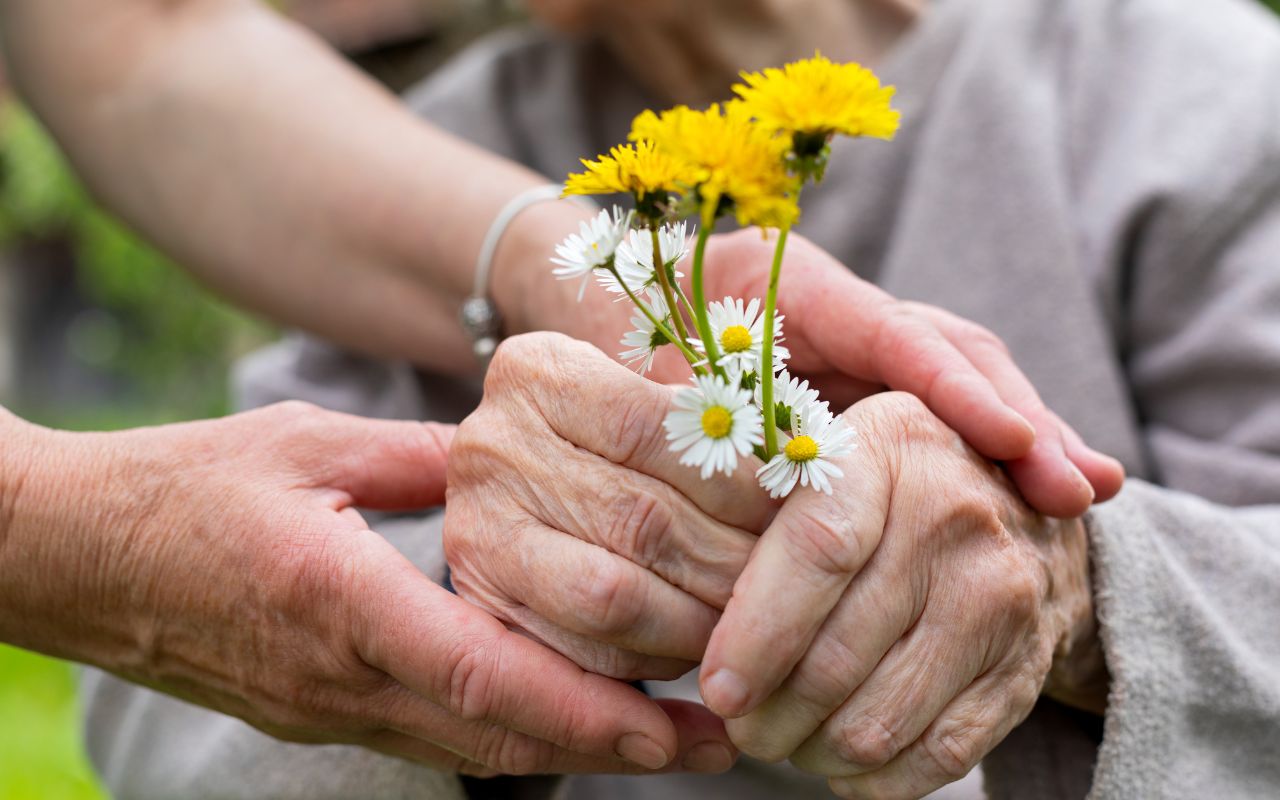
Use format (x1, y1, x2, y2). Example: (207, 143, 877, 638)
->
(0, 646, 105, 799)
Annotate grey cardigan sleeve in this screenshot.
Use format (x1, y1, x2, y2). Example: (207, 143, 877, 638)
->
(1084, 135, 1280, 796)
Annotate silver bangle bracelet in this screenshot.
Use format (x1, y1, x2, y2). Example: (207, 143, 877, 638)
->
(459, 183, 569, 367)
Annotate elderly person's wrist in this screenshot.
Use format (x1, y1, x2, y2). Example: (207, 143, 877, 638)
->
(1042, 516, 1110, 715)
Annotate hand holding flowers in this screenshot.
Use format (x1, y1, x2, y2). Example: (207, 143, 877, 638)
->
(553, 53, 1122, 511)
(558, 54, 903, 499)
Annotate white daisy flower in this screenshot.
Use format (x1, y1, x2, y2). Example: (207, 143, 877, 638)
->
(619, 289, 671, 374)
(600, 221, 690, 297)
(696, 296, 790, 373)
(756, 370, 824, 434)
(665, 374, 764, 479)
(756, 403, 857, 498)
(551, 206, 630, 301)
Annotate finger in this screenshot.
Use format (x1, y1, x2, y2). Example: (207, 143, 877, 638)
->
(363, 728, 494, 776)
(797, 370, 883, 412)
(527, 439, 757, 608)
(491, 333, 775, 533)
(826, 664, 1039, 798)
(1059, 416, 1125, 502)
(909, 305, 1123, 514)
(796, 275, 1036, 461)
(355, 546, 682, 770)
(339, 507, 368, 527)
(789, 618, 990, 777)
(453, 520, 721, 662)
(700, 438, 891, 719)
(724, 541, 922, 762)
(369, 694, 737, 776)
(301, 408, 455, 510)
(501, 608, 696, 682)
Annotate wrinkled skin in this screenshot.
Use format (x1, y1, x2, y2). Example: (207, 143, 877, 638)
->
(700, 391, 1107, 799)
(0, 403, 735, 776)
(688, 230, 1124, 518)
(445, 334, 1107, 797)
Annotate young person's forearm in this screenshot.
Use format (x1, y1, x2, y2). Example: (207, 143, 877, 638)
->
(0, 0, 594, 373)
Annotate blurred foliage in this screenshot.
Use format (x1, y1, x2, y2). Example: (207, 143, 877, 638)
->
(0, 646, 105, 800)
(0, 103, 275, 426)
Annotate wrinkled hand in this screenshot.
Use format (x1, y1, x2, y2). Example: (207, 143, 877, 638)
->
(444, 333, 771, 688)
(699, 392, 1108, 799)
(698, 229, 1125, 518)
(2, 403, 732, 776)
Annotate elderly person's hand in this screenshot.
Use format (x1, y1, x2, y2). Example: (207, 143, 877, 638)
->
(699, 229, 1125, 518)
(444, 333, 772, 689)
(699, 392, 1109, 799)
(0, 403, 732, 776)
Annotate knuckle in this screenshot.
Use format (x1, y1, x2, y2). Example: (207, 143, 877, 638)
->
(267, 399, 323, 421)
(837, 716, 904, 771)
(486, 334, 542, 381)
(488, 731, 558, 776)
(607, 488, 673, 568)
(446, 411, 510, 486)
(441, 634, 503, 722)
(572, 557, 645, 638)
(783, 503, 867, 577)
(1008, 665, 1046, 715)
(791, 636, 864, 710)
(727, 715, 792, 763)
(965, 322, 1011, 357)
(609, 389, 670, 465)
(920, 728, 981, 782)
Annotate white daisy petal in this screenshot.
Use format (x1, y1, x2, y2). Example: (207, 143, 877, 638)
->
(664, 374, 763, 479)
(618, 288, 672, 373)
(756, 402, 857, 498)
(695, 296, 790, 374)
(599, 221, 690, 297)
(756, 370, 825, 432)
(550, 206, 631, 301)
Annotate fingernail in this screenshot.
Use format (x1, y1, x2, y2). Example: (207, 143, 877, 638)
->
(702, 669, 750, 717)
(681, 742, 735, 773)
(615, 733, 671, 770)
(1013, 410, 1036, 441)
(1071, 463, 1096, 504)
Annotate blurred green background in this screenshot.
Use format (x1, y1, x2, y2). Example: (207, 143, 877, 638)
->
(1, 1, 1277, 798)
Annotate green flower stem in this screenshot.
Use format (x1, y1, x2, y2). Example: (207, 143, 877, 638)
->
(651, 226, 693, 350)
(759, 224, 791, 459)
(673, 279, 698, 324)
(607, 263, 704, 370)
(691, 205, 725, 378)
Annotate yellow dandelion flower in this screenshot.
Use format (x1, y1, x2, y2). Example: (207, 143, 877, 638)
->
(630, 103, 797, 228)
(734, 52, 900, 141)
(563, 140, 696, 201)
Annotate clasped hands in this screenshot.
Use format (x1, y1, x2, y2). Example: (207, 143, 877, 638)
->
(446, 237, 1116, 798)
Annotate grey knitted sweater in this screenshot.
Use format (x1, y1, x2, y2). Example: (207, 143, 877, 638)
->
(81, 0, 1280, 797)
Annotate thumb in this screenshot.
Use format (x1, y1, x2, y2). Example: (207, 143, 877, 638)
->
(356, 551, 685, 769)
(317, 415, 455, 510)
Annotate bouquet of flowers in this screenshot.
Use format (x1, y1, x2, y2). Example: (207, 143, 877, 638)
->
(552, 54, 899, 498)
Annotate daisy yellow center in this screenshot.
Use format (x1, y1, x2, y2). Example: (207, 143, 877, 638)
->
(701, 406, 733, 439)
(785, 435, 819, 462)
(720, 325, 753, 353)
